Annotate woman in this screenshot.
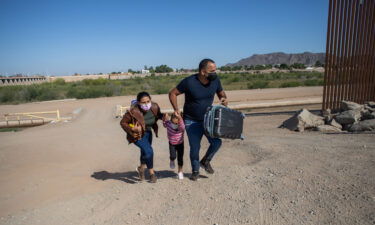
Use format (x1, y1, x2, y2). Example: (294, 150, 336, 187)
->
(120, 92, 164, 183)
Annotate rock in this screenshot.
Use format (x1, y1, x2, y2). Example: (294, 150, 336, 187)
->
(364, 105, 375, 112)
(322, 109, 331, 116)
(328, 119, 342, 130)
(365, 101, 375, 108)
(361, 110, 375, 120)
(342, 124, 352, 131)
(340, 100, 364, 111)
(281, 109, 324, 132)
(322, 109, 333, 123)
(314, 125, 342, 133)
(335, 110, 361, 125)
(348, 119, 375, 132)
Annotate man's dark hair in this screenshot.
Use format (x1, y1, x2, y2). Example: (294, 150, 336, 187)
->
(198, 58, 215, 73)
(136, 91, 151, 102)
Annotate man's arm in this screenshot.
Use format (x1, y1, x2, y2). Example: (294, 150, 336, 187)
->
(169, 87, 182, 113)
(217, 90, 228, 106)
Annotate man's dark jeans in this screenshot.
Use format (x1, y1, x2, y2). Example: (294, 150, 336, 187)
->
(184, 119, 222, 172)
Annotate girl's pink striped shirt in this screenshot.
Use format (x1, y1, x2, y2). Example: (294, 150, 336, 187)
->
(163, 120, 185, 145)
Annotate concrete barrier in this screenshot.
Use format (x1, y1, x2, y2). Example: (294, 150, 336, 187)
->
(0, 77, 47, 86)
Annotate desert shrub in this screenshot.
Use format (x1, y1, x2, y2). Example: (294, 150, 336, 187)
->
(271, 73, 281, 79)
(53, 78, 66, 85)
(153, 83, 170, 94)
(82, 78, 108, 86)
(280, 81, 302, 88)
(0, 87, 16, 103)
(247, 81, 269, 89)
(303, 79, 323, 86)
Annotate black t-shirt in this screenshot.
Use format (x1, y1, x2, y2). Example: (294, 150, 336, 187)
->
(176, 74, 223, 121)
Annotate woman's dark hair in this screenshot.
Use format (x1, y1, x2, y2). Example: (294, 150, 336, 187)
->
(136, 91, 151, 102)
(199, 58, 215, 73)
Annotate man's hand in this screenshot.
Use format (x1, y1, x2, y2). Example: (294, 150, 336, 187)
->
(174, 110, 180, 117)
(220, 97, 228, 106)
(175, 111, 182, 120)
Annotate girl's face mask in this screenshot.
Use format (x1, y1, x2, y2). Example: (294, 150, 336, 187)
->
(170, 123, 179, 130)
(139, 102, 152, 111)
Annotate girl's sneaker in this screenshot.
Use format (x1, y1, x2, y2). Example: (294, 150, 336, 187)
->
(170, 160, 175, 169)
(178, 172, 184, 180)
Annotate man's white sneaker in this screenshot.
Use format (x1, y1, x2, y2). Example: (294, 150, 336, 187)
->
(170, 160, 175, 169)
(178, 172, 184, 180)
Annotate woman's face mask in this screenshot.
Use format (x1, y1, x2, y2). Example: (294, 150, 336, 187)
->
(138, 96, 152, 111)
(139, 102, 152, 111)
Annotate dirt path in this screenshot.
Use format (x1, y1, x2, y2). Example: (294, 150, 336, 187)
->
(0, 86, 374, 225)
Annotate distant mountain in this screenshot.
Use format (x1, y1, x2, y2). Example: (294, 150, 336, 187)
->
(226, 52, 325, 67)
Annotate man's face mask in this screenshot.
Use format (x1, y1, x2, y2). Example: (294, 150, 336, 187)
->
(207, 72, 218, 81)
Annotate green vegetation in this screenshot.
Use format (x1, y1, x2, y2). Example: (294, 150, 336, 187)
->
(219, 61, 324, 71)
(0, 71, 324, 104)
(0, 128, 23, 132)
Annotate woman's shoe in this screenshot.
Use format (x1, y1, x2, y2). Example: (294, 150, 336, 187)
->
(136, 166, 145, 181)
(178, 172, 184, 180)
(150, 173, 157, 183)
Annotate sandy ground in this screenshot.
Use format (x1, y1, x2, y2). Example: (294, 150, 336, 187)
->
(0, 86, 374, 225)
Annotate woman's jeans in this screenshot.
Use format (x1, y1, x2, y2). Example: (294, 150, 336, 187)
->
(134, 130, 154, 169)
(184, 119, 222, 172)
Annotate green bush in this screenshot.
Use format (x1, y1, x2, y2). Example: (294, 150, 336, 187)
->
(0, 88, 16, 103)
(280, 81, 302, 88)
(247, 81, 269, 89)
(53, 78, 66, 85)
(82, 78, 108, 86)
(303, 79, 323, 86)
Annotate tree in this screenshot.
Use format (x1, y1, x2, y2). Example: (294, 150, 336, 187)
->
(315, 60, 323, 67)
(155, 65, 173, 73)
(254, 65, 266, 70)
(279, 64, 289, 70)
(291, 63, 306, 69)
(232, 65, 242, 71)
(219, 66, 232, 71)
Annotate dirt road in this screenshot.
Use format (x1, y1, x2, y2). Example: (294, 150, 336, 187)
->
(0, 86, 374, 225)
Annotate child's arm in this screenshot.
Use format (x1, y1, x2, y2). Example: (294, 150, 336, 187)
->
(163, 120, 169, 128)
(178, 119, 185, 132)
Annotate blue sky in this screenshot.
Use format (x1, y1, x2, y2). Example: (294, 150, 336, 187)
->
(0, 0, 328, 76)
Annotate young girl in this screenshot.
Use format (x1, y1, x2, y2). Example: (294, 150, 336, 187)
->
(163, 113, 185, 179)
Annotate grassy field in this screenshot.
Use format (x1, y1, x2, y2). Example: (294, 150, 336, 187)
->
(0, 71, 323, 104)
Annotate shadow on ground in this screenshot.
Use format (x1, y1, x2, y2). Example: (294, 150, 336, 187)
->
(91, 170, 182, 184)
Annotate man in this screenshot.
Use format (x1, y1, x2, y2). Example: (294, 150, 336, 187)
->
(169, 58, 228, 181)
